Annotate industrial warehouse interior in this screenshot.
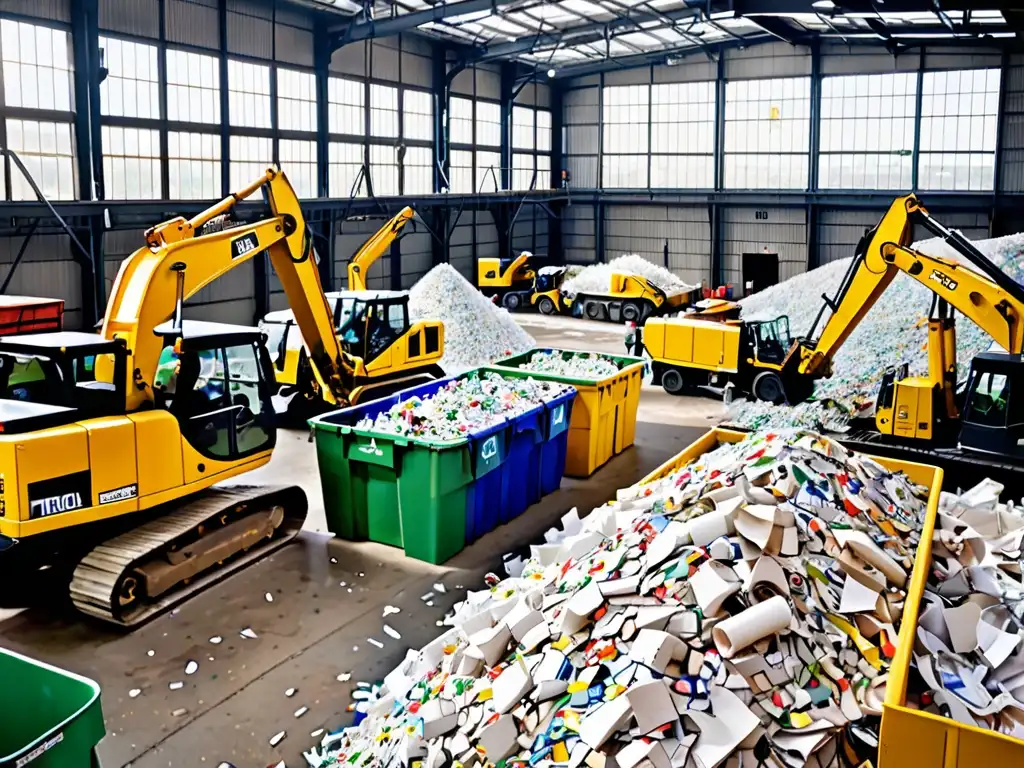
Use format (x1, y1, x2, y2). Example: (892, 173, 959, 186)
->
(4, 0, 1024, 766)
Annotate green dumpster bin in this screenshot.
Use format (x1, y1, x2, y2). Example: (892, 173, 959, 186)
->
(309, 369, 574, 564)
(0, 648, 105, 768)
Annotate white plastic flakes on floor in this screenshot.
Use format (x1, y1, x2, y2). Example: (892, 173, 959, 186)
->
(561, 255, 699, 298)
(731, 231, 1024, 431)
(409, 264, 535, 375)
(303, 429, 930, 768)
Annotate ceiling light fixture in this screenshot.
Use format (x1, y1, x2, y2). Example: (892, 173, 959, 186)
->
(811, 0, 836, 8)
(547, 68, 556, 77)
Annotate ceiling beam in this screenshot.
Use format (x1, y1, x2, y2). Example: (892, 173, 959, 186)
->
(331, 0, 498, 47)
(545, 33, 774, 79)
(747, 15, 806, 44)
(464, 4, 703, 62)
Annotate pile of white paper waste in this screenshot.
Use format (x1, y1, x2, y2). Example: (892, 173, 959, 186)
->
(731, 231, 1024, 431)
(562, 255, 698, 298)
(409, 264, 535, 374)
(304, 429, 929, 768)
(910, 479, 1024, 737)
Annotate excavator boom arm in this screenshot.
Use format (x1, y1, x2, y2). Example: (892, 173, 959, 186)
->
(794, 195, 917, 377)
(880, 243, 1024, 355)
(104, 167, 351, 410)
(794, 192, 1024, 380)
(347, 206, 414, 291)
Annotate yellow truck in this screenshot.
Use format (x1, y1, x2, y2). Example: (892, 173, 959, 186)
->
(477, 253, 536, 310)
(565, 272, 697, 323)
(641, 314, 794, 402)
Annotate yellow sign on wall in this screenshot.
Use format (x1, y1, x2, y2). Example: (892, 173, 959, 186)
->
(769, 105, 781, 120)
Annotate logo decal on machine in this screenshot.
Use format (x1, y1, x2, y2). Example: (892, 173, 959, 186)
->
(99, 484, 138, 505)
(231, 232, 260, 259)
(27, 471, 91, 520)
(928, 269, 958, 291)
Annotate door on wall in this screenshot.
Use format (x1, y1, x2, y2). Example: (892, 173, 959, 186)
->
(742, 252, 779, 296)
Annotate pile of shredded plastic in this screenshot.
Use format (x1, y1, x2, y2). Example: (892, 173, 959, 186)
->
(517, 350, 621, 379)
(354, 372, 573, 442)
(730, 231, 1024, 431)
(303, 429, 929, 768)
(409, 264, 535, 374)
(561, 254, 698, 298)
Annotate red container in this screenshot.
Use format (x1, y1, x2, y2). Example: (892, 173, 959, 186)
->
(0, 296, 64, 336)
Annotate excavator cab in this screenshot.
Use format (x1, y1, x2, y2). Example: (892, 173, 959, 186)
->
(153, 320, 277, 460)
(337, 291, 414, 363)
(749, 316, 791, 365)
(959, 353, 1024, 457)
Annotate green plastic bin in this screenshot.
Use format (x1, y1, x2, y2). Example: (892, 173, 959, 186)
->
(0, 648, 105, 768)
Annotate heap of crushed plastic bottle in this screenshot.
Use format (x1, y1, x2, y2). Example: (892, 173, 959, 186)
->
(355, 372, 574, 442)
(561, 254, 698, 298)
(517, 350, 622, 379)
(731, 231, 1024, 431)
(409, 264, 535, 374)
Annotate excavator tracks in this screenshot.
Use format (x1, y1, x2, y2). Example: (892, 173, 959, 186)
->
(69, 485, 307, 627)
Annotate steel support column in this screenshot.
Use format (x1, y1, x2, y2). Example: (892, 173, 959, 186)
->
(994, 49, 1010, 201)
(596, 200, 605, 263)
(713, 53, 725, 192)
(912, 49, 925, 191)
(806, 203, 819, 271)
(808, 41, 821, 193)
(71, 0, 97, 201)
(709, 203, 722, 287)
(314, 28, 333, 287)
(218, 0, 230, 196)
(550, 84, 565, 260)
(500, 64, 514, 192)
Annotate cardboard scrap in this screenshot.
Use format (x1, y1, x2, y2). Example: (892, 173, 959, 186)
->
(303, 430, 932, 768)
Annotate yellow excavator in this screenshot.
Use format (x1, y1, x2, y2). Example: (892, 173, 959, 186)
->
(347, 206, 414, 292)
(477, 252, 537, 310)
(643, 194, 1024, 458)
(260, 205, 444, 414)
(0, 168, 433, 626)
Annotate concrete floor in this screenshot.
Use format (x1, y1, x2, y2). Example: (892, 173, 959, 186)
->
(0, 314, 726, 768)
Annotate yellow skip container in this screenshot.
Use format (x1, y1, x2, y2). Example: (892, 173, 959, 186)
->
(488, 348, 646, 477)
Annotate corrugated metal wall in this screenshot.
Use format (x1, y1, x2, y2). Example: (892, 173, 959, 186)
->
(0, 235, 83, 328)
(563, 205, 596, 264)
(919, 212, 989, 243)
(724, 41, 811, 79)
(448, 213, 476, 282)
(333, 219, 386, 290)
(1001, 54, 1024, 193)
(604, 205, 710, 284)
(511, 208, 550, 257)
(817, 209, 883, 266)
(722, 208, 807, 288)
(400, 230, 433, 288)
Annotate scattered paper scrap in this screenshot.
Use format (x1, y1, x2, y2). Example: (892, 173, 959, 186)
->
(302, 429, 929, 768)
(239, 628, 258, 639)
(383, 624, 402, 640)
(269, 731, 286, 747)
(168, 681, 184, 691)
(184, 660, 198, 676)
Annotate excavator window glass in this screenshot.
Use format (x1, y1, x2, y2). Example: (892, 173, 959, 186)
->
(174, 342, 274, 459)
(0, 347, 124, 417)
(262, 322, 289, 370)
(753, 317, 791, 364)
(964, 371, 1011, 428)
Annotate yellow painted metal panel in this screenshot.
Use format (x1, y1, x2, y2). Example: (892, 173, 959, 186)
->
(85, 416, 138, 512)
(132, 410, 184, 499)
